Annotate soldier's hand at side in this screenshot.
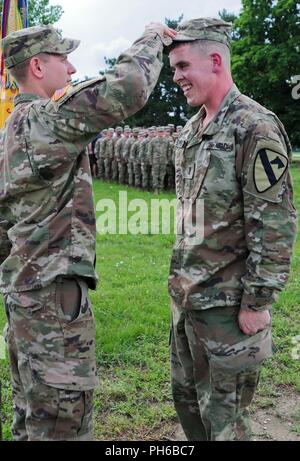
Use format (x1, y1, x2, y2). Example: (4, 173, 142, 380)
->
(238, 309, 271, 336)
(144, 22, 177, 46)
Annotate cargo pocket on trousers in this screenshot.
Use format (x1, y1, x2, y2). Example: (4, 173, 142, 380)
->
(208, 328, 273, 373)
(56, 277, 96, 361)
(29, 355, 98, 391)
(27, 278, 100, 392)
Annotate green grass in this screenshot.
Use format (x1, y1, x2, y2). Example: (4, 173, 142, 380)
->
(1, 169, 300, 440)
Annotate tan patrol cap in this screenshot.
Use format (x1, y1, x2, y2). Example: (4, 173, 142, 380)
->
(2, 25, 80, 69)
(168, 18, 232, 50)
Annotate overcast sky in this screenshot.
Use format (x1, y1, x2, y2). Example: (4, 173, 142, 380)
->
(49, 0, 242, 80)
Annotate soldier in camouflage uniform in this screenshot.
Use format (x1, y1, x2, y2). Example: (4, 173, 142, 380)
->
(140, 127, 153, 190)
(164, 126, 175, 189)
(115, 127, 130, 184)
(104, 128, 115, 181)
(128, 128, 139, 187)
(133, 130, 145, 188)
(149, 126, 172, 194)
(166, 18, 297, 441)
(111, 126, 123, 182)
(95, 129, 108, 179)
(0, 23, 176, 441)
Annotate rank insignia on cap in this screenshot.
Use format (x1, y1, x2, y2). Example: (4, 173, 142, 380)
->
(254, 149, 288, 193)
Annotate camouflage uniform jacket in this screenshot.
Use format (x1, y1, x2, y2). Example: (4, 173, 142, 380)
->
(139, 138, 151, 164)
(169, 84, 297, 312)
(129, 138, 140, 163)
(148, 137, 172, 165)
(94, 137, 106, 160)
(0, 30, 164, 294)
(104, 138, 114, 160)
(122, 137, 134, 162)
(114, 136, 126, 162)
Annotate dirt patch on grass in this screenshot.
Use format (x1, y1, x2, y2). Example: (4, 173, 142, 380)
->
(168, 387, 300, 441)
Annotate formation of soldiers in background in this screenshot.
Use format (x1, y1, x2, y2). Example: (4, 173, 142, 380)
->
(87, 124, 183, 194)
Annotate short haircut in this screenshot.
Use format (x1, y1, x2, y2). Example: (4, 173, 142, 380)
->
(168, 39, 231, 71)
(9, 52, 51, 84)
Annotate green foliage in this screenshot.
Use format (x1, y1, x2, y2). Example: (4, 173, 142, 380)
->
(27, 0, 63, 26)
(231, 0, 300, 146)
(0, 0, 63, 27)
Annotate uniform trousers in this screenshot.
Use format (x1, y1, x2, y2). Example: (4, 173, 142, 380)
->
(4, 277, 98, 441)
(170, 302, 272, 441)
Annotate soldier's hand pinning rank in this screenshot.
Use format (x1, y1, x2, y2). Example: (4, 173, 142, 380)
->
(144, 22, 177, 46)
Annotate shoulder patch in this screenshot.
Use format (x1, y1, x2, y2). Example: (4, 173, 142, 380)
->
(52, 85, 71, 102)
(254, 149, 288, 193)
(52, 76, 106, 106)
(244, 138, 289, 203)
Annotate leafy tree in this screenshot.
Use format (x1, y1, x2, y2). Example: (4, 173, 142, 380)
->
(0, 0, 63, 27)
(230, 0, 300, 146)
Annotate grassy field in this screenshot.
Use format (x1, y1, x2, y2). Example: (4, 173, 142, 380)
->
(0, 165, 300, 441)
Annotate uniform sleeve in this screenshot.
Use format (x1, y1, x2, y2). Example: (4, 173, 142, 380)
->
(240, 118, 298, 312)
(33, 31, 164, 155)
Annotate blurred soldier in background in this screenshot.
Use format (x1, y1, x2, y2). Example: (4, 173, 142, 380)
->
(115, 127, 130, 184)
(95, 129, 107, 179)
(104, 128, 115, 181)
(112, 127, 123, 182)
(128, 128, 139, 187)
(149, 126, 172, 194)
(164, 126, 175, 189)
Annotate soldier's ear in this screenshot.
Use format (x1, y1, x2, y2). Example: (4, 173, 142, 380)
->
(210, 53, 222, 73)
(29, 57, 44, 79)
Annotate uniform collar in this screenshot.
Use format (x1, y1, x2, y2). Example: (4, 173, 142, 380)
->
(14, 93, 41, 107)
(187, 84, 241, 145)
(203, 84, 241, 136)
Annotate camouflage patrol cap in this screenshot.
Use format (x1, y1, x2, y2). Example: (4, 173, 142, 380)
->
(2, 25, 80, 69)
(171, 18, 232, 48)
(124, 127, 132, 133)
(116, 126, 123, 133)
(108, 128, 115, 133)
(158, 127, 165, 132)
(133, 128, 139, 134)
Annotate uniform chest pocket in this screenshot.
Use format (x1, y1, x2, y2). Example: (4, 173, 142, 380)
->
(190, 142, 236, 205)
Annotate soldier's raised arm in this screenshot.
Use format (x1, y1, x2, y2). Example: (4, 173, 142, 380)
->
(36, 24, 175, 152)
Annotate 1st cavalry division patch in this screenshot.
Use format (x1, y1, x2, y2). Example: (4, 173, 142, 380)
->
(254, 149, 288, 193)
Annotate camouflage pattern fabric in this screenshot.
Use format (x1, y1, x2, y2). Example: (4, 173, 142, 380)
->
(111, 136, 122, 182)
(139, 137, 152, 189)
(168, 83, 297, 441)
(0, 27, 165, 441)
(2, 25, 80, 69)
(149, 137, 172, 191)
(132, 139, 142, 188)
(0, 29, 165, 294)
(115, 136, 128, 184)
(169, 84, 297, 312)
(170, 303, 271, 441)
(104, 138, 114, 180)
(169, 18, 232, 48)
(128, 137, 139, 187)
(4, 277, 97, 441)
(165, 135, 175, 189)
(94, 137, 106, 179)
